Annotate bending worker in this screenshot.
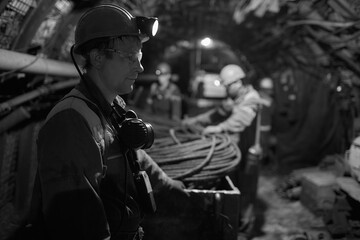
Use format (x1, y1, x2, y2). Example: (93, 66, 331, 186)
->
(28, 4, 186, 240)
(182, 64, 265, 236)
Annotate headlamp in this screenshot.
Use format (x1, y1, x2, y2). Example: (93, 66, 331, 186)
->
(136, 16, 159, 39)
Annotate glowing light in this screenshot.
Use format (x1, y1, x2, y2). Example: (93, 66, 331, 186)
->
(152, 19, 159, 36)
(200, 37, 213, 47)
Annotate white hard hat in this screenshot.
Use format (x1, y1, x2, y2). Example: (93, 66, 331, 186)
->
(260, 77, 274, 89)
(220, 64, 246, 86)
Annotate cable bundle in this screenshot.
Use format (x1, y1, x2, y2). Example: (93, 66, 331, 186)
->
(145, 124, 241, 189)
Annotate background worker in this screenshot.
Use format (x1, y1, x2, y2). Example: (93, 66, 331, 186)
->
(258, 77, 277, 167)
(182, 64, 266, 237)
(28, 4, 186, 240)
(147, 62, 182, 120)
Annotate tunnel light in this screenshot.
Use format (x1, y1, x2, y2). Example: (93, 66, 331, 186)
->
(214, 79, 221, 86)
(200, 37, 213, 48)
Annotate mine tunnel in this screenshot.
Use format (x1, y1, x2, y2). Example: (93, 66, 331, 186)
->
(1, 0, 360, 240)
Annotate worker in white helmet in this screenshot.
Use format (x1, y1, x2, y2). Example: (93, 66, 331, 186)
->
(183, 64, 264, 134)
(182, 64, 266, 237)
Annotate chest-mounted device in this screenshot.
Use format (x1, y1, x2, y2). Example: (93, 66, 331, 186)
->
(111, 105, 157, 214)
(111, 104, 154, 150)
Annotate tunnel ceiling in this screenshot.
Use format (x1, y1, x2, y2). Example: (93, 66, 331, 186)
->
(70, 0, 360, 81)
(87, 0, 360, 79)
(1, 0, 360, 85)
(153, 0, 360, 78)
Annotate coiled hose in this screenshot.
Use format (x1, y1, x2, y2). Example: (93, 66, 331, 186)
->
(139, 111, 241, 188)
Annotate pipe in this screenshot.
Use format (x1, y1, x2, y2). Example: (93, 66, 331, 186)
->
(0, 78, 79, 114)
(287, 20, 356, 28)
(0, 49, 78, 77)
(0, 107, 31, 134)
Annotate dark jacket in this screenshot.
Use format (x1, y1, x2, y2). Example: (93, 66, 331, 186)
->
(29, 76, 171, 240)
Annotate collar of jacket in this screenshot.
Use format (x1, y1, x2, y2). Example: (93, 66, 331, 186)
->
(234, 85, 253, 101)
(76, 73, 114, 117)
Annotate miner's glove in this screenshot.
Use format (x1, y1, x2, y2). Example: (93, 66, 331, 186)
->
(202, 125, 222, 134)
(181, 117, 198, 126)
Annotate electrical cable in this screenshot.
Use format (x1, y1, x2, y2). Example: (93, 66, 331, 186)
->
(172, 135, 216, 180)
(142, 118, 241, 188)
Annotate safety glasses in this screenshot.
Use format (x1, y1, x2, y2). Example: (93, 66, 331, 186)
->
(104, 49, 143, 64)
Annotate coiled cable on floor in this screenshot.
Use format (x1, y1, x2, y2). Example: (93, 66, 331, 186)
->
(143, 119, 241, 188)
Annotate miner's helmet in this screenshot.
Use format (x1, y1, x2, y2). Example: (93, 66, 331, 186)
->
(155, 62, 172, 76)
(259, 77, 274, 90)
(73, 4, 159, 54)
(220, 64, 246, 86)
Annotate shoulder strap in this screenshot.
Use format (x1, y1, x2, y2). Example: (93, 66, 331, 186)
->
(60, 90, 140, 175)
(56, 89, 110, 178)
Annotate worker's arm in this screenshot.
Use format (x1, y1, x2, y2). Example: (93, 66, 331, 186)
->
(204, 91, 263, 134)
(182, 105, 229, 127)
(136, 149, 187, 194)
(217, 103, 257, 133)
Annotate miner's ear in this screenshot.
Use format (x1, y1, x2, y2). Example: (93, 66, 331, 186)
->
(89, 49, 105, 69)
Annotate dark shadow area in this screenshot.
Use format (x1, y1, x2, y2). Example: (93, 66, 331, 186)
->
(252, 197, 268, 238)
